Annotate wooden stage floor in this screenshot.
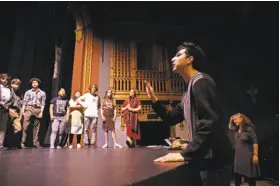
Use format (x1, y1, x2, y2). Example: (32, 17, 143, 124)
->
(0, 148, 184, 186)
(0, 148, 277, 186)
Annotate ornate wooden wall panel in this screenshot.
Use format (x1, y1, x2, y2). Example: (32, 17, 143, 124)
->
(109, 39, 187, 123)
(113, 41, 131, 92)
(81, 29, 93, 94)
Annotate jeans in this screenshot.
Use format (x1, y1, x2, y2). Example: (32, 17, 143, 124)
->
(83, 116, 98, 145)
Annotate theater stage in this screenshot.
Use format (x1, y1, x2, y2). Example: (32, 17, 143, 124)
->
(0, 148, 187, 186)
(0, 148, 277, 186)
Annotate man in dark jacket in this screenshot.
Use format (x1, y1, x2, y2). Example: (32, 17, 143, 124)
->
(145, 42, 233, 186)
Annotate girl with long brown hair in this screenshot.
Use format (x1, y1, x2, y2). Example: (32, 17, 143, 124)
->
(100, 89, 122, 148)
(229, 113, 261, 186)
(121, 89, 141, 148)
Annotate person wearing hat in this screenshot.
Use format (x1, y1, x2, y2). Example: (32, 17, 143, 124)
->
(0, 73, 14, 150)
(19, 78, 46, 149)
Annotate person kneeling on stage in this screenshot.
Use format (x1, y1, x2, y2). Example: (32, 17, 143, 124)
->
(7, 78, 23, 148)
(49, 88, 70, 149)
(9, 78, 23, 135)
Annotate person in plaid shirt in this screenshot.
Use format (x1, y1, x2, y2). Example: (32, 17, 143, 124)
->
(19, 78, 46, 149)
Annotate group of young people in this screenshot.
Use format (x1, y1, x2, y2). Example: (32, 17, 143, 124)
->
(0, 41, 261, 186)
(0, 74, 143, 150)
(48, 85, 141, 149)
(0, 76, 45, 150)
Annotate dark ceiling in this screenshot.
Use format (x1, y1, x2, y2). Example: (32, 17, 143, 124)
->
(83, 2, 276, 26)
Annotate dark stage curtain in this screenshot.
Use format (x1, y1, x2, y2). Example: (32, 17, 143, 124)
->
(5, 3, 75, 147)
(44, 13, 76, 145)
(0, 3, 17, 73)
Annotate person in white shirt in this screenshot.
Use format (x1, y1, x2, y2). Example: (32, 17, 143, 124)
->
(78, 84, 100, 147)
(0, 73, 14, 150)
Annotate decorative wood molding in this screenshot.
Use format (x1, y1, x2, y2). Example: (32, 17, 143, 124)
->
(109, 39, 114, 90)
(75, 28, 83, 42)
(130, 40, 136, 89)
(82, 29, 93, 94)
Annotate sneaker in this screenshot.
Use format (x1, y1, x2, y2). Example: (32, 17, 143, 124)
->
(50, 146, 55, 149)
(126, 140, 132, 148)
(21, 144, 26, 149)
(0, 146, 7, 150)
(77, 144, 81, 149)
(102, 144, 108, 148)
(57, 146, 61, 149)
(68, 145, 73, 149)
(114, 144, 123, 148)
(34, 144, 42, 149)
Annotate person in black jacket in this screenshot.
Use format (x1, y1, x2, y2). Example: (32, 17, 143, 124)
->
(145, 42, 233, 186)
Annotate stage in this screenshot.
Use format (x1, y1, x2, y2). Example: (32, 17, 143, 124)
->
(0, 148, 186, 186)
(0, 148, 277, 186)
